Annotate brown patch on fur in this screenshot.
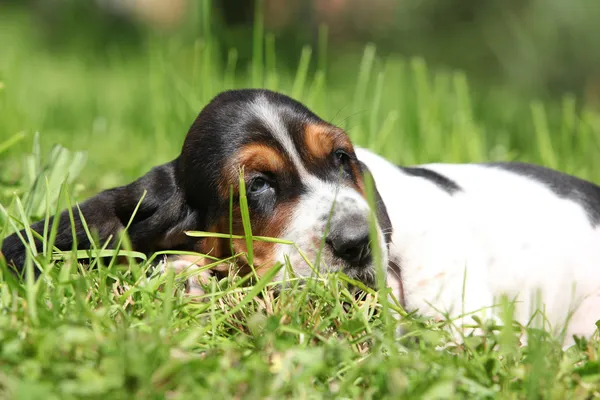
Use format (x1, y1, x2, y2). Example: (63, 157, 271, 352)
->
(237, 143, 288, 173)
(217, 144, 290, 198)
(304, 124, 354, 160)
(303, 123, 366, 196)
(304, 124, 337, 160)
(195, 201, 296, 279)
(234, 201, 296, 277)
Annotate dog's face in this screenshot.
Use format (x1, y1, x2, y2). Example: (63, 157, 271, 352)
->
(1, 89, 391, 289)
(177, 90, 389, 285)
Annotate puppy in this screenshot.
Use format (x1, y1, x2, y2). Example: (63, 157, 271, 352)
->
(3, 89, 600, 346)
(1, 89, 392, 292)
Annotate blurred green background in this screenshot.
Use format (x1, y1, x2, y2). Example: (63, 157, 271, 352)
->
(4, 0, 599, 101)
(1, 0, 600, 207)
(3, 3, 600, 397)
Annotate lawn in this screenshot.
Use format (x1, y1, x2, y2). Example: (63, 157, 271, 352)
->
(1, 8, 600, 400)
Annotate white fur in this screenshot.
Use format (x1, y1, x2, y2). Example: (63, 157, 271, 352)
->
(273, 176, 388, 283)
(356, 147, 600, 346)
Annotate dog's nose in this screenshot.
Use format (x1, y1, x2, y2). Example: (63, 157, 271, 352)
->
(326, 217, 372, 267)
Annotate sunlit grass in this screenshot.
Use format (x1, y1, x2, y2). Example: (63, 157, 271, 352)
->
(1, 5, 600, 399)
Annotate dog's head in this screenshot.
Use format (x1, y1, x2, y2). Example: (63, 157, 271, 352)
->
(2, 89, 392, 288)
(176, 89, 391, 285)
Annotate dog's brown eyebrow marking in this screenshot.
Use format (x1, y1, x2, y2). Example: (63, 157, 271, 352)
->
(304, 123, 366, 197)
(304, 123, 353, 160)
(237, 143, 288, 172)
(219, 143, 290, 197)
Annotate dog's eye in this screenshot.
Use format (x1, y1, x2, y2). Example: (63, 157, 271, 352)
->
(248, 177, 270, 195)
(334, 149, 350, 164)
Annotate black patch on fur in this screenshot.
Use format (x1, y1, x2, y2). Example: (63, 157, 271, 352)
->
(400, 167, 462, 195)
(487, 162, 600, 226)
(1, 161, 198, 275)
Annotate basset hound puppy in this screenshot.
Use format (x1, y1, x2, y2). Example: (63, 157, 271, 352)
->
(2, 89, 600, 346)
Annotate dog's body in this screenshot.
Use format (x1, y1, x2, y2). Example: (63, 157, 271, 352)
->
(357, 147, 600, 345)
(2, 89, 599, 345)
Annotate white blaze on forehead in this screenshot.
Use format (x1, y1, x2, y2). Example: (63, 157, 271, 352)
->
(248, 95, 310, 178)
(246, 95, 388, 282)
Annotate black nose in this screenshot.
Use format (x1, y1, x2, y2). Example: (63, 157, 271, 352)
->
(326, 217, 372, 267)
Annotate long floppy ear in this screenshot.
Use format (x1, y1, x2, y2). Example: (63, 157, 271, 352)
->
(1, 159, 195, 274)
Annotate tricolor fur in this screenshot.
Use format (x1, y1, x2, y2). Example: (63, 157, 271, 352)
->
(2, 89, 600, 346)
(1, 90, 390, 291)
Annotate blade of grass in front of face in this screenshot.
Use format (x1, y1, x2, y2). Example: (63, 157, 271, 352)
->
(237, 168, 255, 269)
(185, 230, 295, 245)
(237, 168, 283, 313)
(362, 172, 396, 346)
(314, 177, 338, 275)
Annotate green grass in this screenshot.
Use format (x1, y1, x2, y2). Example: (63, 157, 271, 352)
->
(2, 7, 600, 399)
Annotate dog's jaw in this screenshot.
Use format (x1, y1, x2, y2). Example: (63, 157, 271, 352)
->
(272, 176, 388, 287)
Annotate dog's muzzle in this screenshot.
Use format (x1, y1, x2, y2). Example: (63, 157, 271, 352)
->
(325, 213, 373, 269)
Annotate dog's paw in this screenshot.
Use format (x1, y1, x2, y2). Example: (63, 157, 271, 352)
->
(158, 255, 214, 298)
